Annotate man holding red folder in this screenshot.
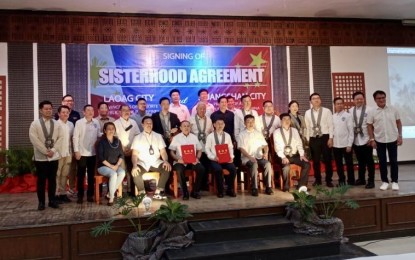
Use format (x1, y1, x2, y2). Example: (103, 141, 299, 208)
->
(206, 116, 237, 198)
(169, 121, 206, 200)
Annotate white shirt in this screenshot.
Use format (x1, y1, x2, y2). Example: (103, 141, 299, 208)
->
(114, 117, 140, 150)
(332, 111, 354, 148)
(205, 131, 234, 161)
(73, 118, 100, 156)
(234, 109, 259, 140)
(169, 132, 202, 165)
(191, 102, 215, 117)
(29, 118, 63, 161)
(56, 119, 74, 157)
(367, 105, 400, 143)
(256, 114, 281, 138)
(95, 115, 115, 131)
(273, 127, 304, 159)
(304, 107, 334, 140)
(189, 114, 214, 152)
(237, 128, 268, 164)
(349, 105, 374, 146)
(131, 131, 166, 171)
(169, 103, 190, 122)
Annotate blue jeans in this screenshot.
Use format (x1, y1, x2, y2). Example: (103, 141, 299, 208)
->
(376, 141, 398, 183)
(98, 166, 126, 199)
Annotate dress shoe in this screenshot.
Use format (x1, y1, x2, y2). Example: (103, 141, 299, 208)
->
(282, 186, 290, 192)
(77, 197, 83, 204)
(365, 182, 375, 189)
(48, 201, 59, 209)
(60, 195, 71, 203)
(56, 197, 64, 204)
(38, 202, 45, 211)
(312, 181, 322, 186)
(182, 191, 189, 200)
(265, 187, 274, 195)
(355, 179, 366, 186)
(217, 193, 224, 198)
(326, 182, 334, 188)
(226, 189, 237, 197)
(251, 188, 259, 197)
(347, 180, 356, 186)
(190, 192, 201, 199)
(87, 196, 94, 203)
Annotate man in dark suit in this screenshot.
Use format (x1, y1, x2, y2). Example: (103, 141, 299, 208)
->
(151, 97, 180, 146)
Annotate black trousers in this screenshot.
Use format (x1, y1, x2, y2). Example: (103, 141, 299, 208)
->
(309, 134, 333, 183)
(199, 152, 211, 188)
(77, 156, 96, 198)
(173, 162, 206, 193)
(333, 147, 355, 184)
(281, 154, 310, 190)
(376, 141, 399, 183)
(353, 144, 375, 183)
(35, 160, 58, 204)
(210, 161, 237, 194)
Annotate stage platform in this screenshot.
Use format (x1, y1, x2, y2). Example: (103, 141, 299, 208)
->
(1, 164, 415, 259)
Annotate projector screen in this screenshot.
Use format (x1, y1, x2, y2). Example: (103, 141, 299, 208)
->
(387, 47, 415, 139)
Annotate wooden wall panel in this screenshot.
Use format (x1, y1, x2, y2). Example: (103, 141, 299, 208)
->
(382, 196, 415, 231)
(1, 11, 415, 46)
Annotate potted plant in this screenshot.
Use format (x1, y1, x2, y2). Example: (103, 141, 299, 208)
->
(91, 194, 159, 257)
(149, 198, 193, 238)
(0, 148, 36, 192)
(286, 185, 359, 240)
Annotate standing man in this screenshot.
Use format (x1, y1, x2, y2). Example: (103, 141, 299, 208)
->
(238, 115, 273, 196)
(332, 97, 355, 186)
(95, 101, 115, 131)
(55, 94, 81, 196)
(29, 100, 63, 210)
(189, 102, 214, 190)
(257, 100, 281, 141)
(55, 105, 74, 203)
(131, 98, 149, 132)
(226, 95, 240, 113)
(73, 105, 101, 203)
(152, 97, 180, 146)
(191, 89, 215, 117)
(234, 95, 259, 141)
(169, 121, 206, 200)
(131, 116, 172, 199)
(205, 116, 237, 198)
(367, 90, 402, 191)
(210, 96, 236, 142)
(274, 113, 310, 192)
(350, 91, 375, 189)
(305, 93, 334, 187)
(169, 89, 190, 122)
(114, 104, 140, 196)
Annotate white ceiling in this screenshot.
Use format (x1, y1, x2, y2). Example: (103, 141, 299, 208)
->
(1, 0, 415, 20)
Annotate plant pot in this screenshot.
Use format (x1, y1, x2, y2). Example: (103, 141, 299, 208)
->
(310, 216, 344, 240)
(121, 230, 158, 259)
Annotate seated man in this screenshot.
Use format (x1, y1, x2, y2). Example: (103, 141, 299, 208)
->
(238, 115, 273, 196)
(205, 116, 237, 198)
(273, 113, 310, 192)
(169, 121, 206, 200)
(131, 116, 172, 199)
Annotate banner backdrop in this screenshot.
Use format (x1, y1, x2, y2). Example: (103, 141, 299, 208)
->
(89, 44, 272, 118)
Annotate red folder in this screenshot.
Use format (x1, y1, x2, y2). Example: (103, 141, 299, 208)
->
(181, 144, 196, 164)
(215, 144, 231, 163)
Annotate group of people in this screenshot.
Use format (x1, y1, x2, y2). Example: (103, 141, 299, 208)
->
(29, 88, 402, 210)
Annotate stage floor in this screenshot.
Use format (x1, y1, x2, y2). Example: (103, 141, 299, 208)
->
(1, 164, 414, 230)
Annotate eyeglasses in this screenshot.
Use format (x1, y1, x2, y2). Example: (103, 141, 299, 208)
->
(63, 99, 73, 102)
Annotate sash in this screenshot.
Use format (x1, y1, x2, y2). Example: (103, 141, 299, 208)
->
(310, 108, 323, 137)
(40, 118, 54, 149)
(353, 105, 366, 137)
(214, 131, 225, 145)
(159, 112, 171, 138)
(262, 114, 275, 138)
(280, 127, 293, 156)
(195, 116, 207, 144)
(290, 113, 301, 132)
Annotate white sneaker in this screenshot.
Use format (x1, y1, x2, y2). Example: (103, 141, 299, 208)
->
(379, 182, 389, 191)
(392, 182, 399, 191)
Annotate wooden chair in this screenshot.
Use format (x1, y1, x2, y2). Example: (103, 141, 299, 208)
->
(94, 172, 123, 205)
(170, 169, 195, 198)
(279, 164, 301, 190)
